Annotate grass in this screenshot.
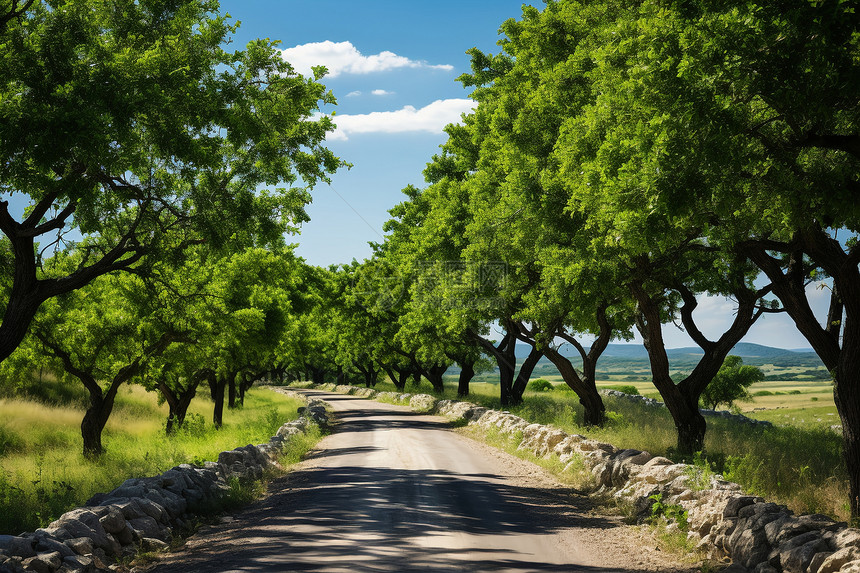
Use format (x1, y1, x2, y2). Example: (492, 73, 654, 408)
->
(459, 424, 595, 489)
(355, 375, 849, 522)
(0, 381, 308, 535)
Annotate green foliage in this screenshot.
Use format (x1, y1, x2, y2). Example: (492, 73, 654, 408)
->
(606, 385, 640, 396)
(218, 476, 267, 511)
(173, 413, 207, 439)
(0, 427, 23, 457)
(649, 493, 689, 532)
(684, 452, 717, 491)
(527, 378, 554, 392)
(700, 356, 764, 410)
(604, 411, 628, 428)
(0, 0, 345, 366)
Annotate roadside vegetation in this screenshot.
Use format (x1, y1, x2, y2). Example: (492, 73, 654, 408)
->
(0, 381, 306, 535)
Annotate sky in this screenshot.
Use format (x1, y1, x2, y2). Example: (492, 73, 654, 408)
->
(213, 0, 834, 350)
(218, 0, 526, 265)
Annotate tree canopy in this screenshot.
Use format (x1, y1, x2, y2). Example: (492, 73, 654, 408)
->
(0, 0, 343, 362)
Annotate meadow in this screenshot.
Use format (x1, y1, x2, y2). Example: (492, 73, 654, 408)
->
(365, 371, 848, 522)
(0, 380, 307, 535)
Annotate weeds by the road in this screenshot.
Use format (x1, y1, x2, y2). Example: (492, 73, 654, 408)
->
(458, 424, 595, 490)
(0, 382, 309, 534)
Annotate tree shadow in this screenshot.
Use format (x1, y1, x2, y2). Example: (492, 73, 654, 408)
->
(151, 391, 687, 572)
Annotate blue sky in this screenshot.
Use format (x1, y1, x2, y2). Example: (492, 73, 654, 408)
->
(220, 0, 529, 267)
(1, 6, 520, 262)
(215, 0, 830, 350)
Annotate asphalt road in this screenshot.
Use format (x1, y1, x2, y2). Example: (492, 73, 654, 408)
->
(149, 389, 694, 573)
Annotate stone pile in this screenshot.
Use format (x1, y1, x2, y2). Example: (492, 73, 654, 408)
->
(317, 383, 857, 573)
(0, 393, 328, 573)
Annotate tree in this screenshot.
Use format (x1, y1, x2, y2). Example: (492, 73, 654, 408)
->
(450, 2, 637, 420)
(700, 356, 764, 411)
(17, 270, 184, 456)
(0, 0, 342, 363)
(203, 247, 303, 424)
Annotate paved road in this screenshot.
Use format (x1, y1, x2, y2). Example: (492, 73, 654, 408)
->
(150, 389, 694, 572)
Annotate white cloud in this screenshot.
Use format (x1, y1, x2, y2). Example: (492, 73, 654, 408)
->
(372, 89, 394, 96)
(346, 90, 362, 97)
(327, 99, 475, 141)
(280, 40, 454, 78)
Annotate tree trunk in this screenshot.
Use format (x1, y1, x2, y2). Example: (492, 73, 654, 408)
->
(337, 365, 344, 385)
(312, 367, 326, 385)
(742, 229, 859, 517)
(425, 364, 446, 394)
(81, 379, 121, 458)
(543, 347, 606, 427)
(471, 325, 517, 406)
(579, 388, 606, 428)
(511, 346, 543, 403)
(160, 375, 202, 435)
(835, 354, 860, 519)
(212, 374, 226, 428)
(34, 330, 177, 456)
(499, 360, 515, 406)
(385, 366, 410, 391)
(364, 366, 377, 387)
(239, 373, 256, 406)
(631, 274, 762, 455)
(0, 281, 42, 365)
(227, 371, 238, 409)
(457, 362, 475, 397)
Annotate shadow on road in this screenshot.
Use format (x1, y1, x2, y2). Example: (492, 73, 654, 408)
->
(150, 392, 668, 572)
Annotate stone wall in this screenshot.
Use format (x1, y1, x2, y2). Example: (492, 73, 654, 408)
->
(315, 384, 858, 573)
(0, 391, 328, 573)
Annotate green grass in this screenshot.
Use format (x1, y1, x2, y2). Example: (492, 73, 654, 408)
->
(357, 376, 849, 522)
(0, 382, 308, 534)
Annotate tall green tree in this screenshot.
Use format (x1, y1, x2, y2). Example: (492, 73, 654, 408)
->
(463, 0, 779, 450)
(18, 270, 185, 456)
(0, 0, 342, 363)
(700, 355, 764, 411)
(455, 4, 644, 422)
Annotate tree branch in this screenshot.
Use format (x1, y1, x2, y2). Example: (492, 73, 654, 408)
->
(0, 0, 36, 32)
(794, 133, 860, 160)
(675, 283, 714, 351)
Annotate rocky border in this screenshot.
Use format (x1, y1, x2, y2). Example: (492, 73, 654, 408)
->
(308, 383, 858, 573)
(0, 391, 328, 573)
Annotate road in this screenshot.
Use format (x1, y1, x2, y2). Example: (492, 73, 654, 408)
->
(149, 389, 696, 572)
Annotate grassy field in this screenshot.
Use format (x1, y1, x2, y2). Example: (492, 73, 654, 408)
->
(0, 382, 307, 535)
(363, 374, 848, 522)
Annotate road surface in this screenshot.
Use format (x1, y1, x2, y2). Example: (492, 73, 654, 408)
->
(149, 389, 696, 572)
